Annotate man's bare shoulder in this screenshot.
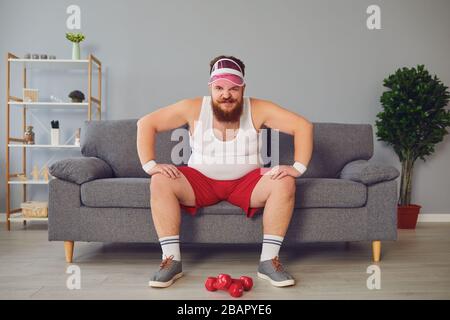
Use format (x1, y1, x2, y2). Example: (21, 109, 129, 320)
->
(249, 97, 274, 113)
(186, 96, 203, 106)
(250, 97, 274, 107)
(182, 96, 203, 121)
(249, 97, 273, 127)
(250, 97, 274, 115)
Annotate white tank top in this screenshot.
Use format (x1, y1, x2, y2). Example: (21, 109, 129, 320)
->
(187, 96, 262, 180)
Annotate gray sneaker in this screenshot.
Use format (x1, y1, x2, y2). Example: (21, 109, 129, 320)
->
(257, 256, 295, 287)
(148, 255, 183, 288)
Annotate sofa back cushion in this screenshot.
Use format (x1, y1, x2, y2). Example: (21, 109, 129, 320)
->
(81, 119, 190, 178)
(276, 122, 373, 178)
(80, 119, 373, 179)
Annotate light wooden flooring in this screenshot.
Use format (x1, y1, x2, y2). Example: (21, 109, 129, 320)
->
(1, 222, 449, 300)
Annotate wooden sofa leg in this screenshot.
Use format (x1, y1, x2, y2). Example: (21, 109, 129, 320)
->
(372, 240, 381, 262)
(64, 241, 74, 263)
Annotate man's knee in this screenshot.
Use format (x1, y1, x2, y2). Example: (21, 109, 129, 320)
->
(274, 176, 296, 197)
(150, 174, 173, 193)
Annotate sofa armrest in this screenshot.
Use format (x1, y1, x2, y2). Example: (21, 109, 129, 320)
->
(339, 159, 400, 185)
(49, 156, 114, 185)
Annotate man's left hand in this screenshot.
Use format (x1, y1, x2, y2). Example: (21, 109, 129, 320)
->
(265, 165, 302, 180)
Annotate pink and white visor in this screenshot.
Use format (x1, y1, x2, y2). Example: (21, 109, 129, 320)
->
(208, 58, 245, 86)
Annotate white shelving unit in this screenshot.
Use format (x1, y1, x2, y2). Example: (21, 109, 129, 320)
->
(9, 144, 81, 148)
(4, 52, 102, 230)
(9, 101, 89, 107)
(8, 179, 54, 185)
(8, 213, 50, 222)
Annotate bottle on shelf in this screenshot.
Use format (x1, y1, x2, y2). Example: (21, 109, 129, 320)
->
(50, 120, 60, 146)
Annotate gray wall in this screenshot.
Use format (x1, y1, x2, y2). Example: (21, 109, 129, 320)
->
(1, 0, 449, 214)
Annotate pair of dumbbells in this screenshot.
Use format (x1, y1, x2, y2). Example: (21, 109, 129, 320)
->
(205, 274, 253, 298)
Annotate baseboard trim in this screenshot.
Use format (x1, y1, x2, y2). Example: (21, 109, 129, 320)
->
(417, 213, 450, 222)
(1, 213, 450, 222)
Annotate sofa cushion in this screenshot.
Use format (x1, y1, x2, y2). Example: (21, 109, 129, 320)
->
(81, 178, 151, 208)
(80, 119, 191, 178)
(295, 178, 366, 208)
(276, 123, 373, 178)
(80, 119, 374, 180)
(339, 159, 400, 185)
(49, 157, 114, 185)
(80, 177, 366, 210)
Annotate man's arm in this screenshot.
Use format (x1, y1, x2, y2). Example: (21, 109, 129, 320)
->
(136, 99, 192, 166)
(255, 98, 313, 169)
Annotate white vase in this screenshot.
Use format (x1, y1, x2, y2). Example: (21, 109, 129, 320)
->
(72, 42, 80, 60)
(51, 129, 60, 146)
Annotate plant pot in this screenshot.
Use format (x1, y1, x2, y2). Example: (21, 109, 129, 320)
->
(397, 204, 421, 229)
(72, 42, 80, 60)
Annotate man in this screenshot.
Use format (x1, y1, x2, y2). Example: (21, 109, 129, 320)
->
(137, 55, 313, 288)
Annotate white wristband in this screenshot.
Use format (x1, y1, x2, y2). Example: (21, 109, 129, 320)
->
(142, 160, 157, 173)
(293, 161, 307, 175)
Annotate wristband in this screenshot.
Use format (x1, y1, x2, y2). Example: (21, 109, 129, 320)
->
(292, 161, 307, 175)
(142, 160, 157, 173)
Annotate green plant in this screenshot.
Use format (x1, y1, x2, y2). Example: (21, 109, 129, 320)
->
(375, 65, 450, 206)
(66, 32, 85, 43)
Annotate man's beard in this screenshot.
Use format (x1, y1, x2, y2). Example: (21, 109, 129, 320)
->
(211, 96, 244, 122)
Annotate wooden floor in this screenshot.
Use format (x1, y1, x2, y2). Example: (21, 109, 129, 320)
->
(1, 222, 449, 300)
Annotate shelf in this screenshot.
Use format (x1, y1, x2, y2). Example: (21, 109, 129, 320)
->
(8, 213, 48, 222)
(8, 58, 91, 70)
(8, 144, 80, 149)
(8, 178, 53, 185)
(9, 102, 88, 109)
(5, 52, 102, 230)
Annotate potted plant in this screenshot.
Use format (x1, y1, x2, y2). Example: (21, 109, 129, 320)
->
(375, 65, 450, 229)
(66, 32, 85, 60)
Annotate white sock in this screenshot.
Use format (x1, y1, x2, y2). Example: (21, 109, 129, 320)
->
(159, 235, 181, 261)
(260, 234, 284, 262)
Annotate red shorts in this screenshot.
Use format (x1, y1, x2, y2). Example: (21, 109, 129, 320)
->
(177, 166, 265, 218)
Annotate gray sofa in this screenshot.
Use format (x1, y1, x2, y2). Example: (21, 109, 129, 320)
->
(48, 119, 399, 263)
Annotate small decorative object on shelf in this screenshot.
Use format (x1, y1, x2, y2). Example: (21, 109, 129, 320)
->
(23, 88, 39, 102)
(68, 90, 85, 102)
(24, 125, 35, 144)
(24, 53, 31, 59)
(50, 95, 63, 103)
(75, 128, 81, 146)
(40, 54, 48, 59)
(41, 165, 49, 182)
(31, 165, 40, 181)
(20, 201, 48, 218)
(32, 53, 39, 59)
(50, 120, 60, 145)
(17, 174, 27, 181)
(49, 55, 56, 59)
(66, 32, 85, 60)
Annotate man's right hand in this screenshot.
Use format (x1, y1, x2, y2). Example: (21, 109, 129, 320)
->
(146, 164, 181, 179)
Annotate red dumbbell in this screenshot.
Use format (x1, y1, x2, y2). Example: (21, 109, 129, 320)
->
(233, 276, 253, 291)
(228, 281, 244, 298)
(205, 274, 243, 297)
(205, 277, 219, 292)
(205, 274, 253, 298)
(205, 274, 232, 291)
(215, 273, 233, 290)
